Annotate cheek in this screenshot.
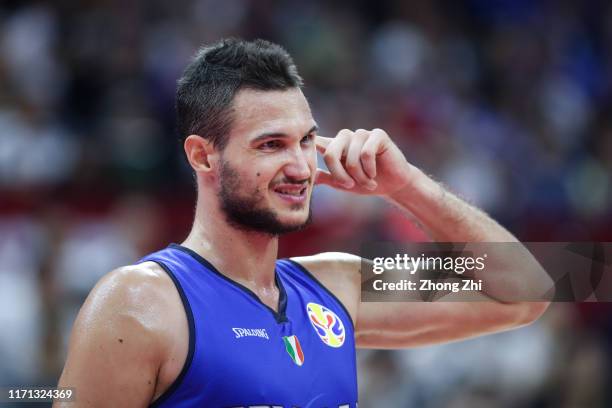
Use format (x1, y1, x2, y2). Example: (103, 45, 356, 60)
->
(255, 161, 282, 183)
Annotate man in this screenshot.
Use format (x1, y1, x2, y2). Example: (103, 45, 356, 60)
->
(56, 38, 550, 407)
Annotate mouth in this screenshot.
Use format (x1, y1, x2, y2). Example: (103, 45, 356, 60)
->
(272, 184, 308, 204)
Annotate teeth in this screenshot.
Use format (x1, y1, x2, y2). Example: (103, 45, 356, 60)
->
(274, 185, 306, 197)
(278, 190, 301, 196)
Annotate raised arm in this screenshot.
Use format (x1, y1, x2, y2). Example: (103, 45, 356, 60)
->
(55, 263, 185, 407)
(305, 129, 551, 349)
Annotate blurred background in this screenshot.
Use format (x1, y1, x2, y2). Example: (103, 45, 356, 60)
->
(1, 0, 611, 406)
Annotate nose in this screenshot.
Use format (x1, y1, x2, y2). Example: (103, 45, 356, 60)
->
(284, 145, 312, 181)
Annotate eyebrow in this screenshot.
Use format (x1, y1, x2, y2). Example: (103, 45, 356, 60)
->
(250, 125, 319, 144)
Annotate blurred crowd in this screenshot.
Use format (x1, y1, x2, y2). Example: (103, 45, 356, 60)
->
(1, 0, 611, 406)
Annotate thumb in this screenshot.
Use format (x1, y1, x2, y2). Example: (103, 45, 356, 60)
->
(315, 135, 332, 154)
(314, 168, 335, 186)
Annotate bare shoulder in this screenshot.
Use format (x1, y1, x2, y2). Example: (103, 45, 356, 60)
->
(289, 252, 362, 325)
(77, 262, 178, 334)
(57, 262, 188, 407)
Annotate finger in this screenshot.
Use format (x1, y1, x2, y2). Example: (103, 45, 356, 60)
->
(322, 130, 354, 188)
(314, 168, 334, 186)
(346, 130, 377, 190)
(315, 135, 332, 154)
(361, 129, 386, 179)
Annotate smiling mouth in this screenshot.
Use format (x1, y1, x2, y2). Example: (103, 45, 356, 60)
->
(274, 187, 307, 196)
(272, 185, 308, 202)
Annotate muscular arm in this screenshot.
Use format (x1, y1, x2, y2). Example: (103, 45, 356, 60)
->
(295, 251, 548, 349)
(389, 165, 515, 243)
(305, 130, 551, 349)
(383, 165, 554, 301)
(55, 263, 184, 407)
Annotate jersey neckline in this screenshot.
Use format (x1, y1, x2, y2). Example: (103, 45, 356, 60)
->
(168, 243, 288, 323)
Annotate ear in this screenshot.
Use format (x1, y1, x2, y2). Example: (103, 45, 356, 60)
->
(184, 135, 217, 173)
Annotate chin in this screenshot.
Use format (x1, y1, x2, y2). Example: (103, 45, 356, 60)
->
(278, 212, 309, 226)
(275, 207, 311, 228)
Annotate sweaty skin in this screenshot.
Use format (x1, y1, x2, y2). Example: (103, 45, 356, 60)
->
(56, 88, 550, 407)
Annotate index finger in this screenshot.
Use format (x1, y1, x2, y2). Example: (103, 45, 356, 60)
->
(315, 135, 332, 153)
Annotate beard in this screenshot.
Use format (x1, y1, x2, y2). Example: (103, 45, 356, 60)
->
(218, 159, 313, 236)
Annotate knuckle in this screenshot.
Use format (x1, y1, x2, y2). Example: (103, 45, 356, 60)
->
(337, 129, 353, 138)
(360, 150, 373, 159)
(372, 128, 388, 137)
(355, 129, 369, 138)
(324, 150, 338, 161)
(345, 161, 359, 171)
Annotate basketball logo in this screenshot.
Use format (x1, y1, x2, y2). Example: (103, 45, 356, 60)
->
(306, 302, 345, 348)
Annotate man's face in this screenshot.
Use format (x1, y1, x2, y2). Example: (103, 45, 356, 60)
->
(217, 88, 318, 235)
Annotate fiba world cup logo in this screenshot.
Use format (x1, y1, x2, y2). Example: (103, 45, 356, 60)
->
(306, 302, 345, 348)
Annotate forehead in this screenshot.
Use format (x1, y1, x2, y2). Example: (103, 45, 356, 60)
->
(229, 88, 314, 139)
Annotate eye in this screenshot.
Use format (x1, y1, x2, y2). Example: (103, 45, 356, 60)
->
(301, 133, 314, 144)
(259, 140, 283, 150)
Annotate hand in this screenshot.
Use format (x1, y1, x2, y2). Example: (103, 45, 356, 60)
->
(315, 128, 415, 197)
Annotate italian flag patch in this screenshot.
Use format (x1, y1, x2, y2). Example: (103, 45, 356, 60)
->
(283, 335, 305, 366)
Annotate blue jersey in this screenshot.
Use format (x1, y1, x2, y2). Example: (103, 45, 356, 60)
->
(138, 244, 358, 408)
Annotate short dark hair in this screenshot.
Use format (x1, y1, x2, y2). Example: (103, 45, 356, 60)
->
(176, 38, 303, 151)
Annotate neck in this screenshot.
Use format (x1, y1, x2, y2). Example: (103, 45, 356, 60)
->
(182, 195, 279, 291)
